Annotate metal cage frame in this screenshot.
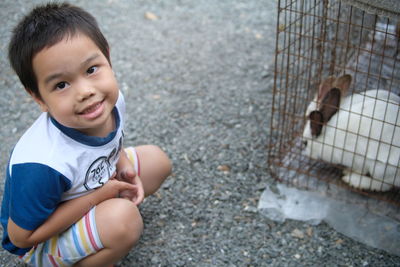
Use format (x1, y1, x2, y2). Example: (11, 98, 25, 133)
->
(268, 0, 400, 206)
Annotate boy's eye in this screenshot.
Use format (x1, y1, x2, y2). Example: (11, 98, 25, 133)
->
(87, 66, 98, 75)
(55, 81, 69, 90)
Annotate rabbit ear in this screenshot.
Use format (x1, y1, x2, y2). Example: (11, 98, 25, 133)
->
(334, 74, 352, 95)
(308, 88, 341, 137)
(318, 76, 336, 103)
(319, 87, 341, 123)
(309, 110, 324, 137)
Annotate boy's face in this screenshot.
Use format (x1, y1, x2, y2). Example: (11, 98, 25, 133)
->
(32, 33, 119, 137)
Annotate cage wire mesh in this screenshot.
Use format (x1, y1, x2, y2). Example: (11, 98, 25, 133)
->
(268, 0, 400, 206)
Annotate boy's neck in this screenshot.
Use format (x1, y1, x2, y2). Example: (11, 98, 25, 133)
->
(49, 107, 119, 144)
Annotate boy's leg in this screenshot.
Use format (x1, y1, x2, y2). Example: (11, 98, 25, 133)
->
(75, 198, 143, 267)
(76, 145, 170, 266)
(129, 145, 172, 196)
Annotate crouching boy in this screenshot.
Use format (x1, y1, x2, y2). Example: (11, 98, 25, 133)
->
(1, 2, 171, 266)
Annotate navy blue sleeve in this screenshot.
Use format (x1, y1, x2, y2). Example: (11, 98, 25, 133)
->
(9, 163, 71, 230)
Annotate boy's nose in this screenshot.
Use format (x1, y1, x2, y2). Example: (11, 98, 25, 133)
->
(76, 83, 95, 102)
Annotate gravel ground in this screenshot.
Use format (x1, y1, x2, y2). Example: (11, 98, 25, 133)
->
(0, 0, 399, 266)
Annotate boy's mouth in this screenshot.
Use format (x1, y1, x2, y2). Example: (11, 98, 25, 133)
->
(78, 100, 104, 119)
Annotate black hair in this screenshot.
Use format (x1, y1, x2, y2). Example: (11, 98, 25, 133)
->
(8, 2, 110, 99)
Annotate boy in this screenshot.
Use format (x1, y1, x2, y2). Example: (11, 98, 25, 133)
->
(1, 2, 172, 266)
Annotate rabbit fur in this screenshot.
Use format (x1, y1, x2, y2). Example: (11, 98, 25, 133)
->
(302, 74, 400, 191)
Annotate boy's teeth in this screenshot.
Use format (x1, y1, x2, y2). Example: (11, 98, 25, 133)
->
(83, 103, 100, 114)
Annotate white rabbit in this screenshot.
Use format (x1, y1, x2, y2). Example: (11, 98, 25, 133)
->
(302, 74, 400, 191)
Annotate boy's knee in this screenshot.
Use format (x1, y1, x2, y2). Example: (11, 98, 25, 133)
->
(96, 199, 143, 248)
(147, 145, 172, 175)
(135, 145, 172, 196)
(114, 199, 143, 236)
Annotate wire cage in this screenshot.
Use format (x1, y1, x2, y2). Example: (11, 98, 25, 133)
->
(268, 0, 400, 206)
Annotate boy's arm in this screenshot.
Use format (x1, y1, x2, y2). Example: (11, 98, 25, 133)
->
(8, 179, 138, 248)
(116, 148, 136, 176)
(116, 148, 144, 205)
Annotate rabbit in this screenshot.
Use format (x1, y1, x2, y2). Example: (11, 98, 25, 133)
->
(302, 74, 400, 191)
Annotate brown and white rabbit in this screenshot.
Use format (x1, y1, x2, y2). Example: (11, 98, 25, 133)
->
(302, 74, 400, 191)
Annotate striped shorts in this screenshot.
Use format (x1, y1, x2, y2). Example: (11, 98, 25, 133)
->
(21, 147, 140, 267)
(21, 207, 102, 266)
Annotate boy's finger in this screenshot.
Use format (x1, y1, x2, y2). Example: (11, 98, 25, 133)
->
(120, 170, 136, 181)
(126, 170, 136, 180)
(132, 196, 142, 206)
(120, 181, 137, 190)
(133, 189, 144, 206)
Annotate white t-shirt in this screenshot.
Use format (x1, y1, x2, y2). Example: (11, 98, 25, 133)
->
(1, 91, 125, 255)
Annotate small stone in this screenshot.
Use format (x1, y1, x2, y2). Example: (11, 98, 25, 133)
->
(145, 11, 158, 20)
(335, 239, 344, 245)
(306, 227, 313, 237)
(217, 165, 230, 172)
(291, 228, 304, 239)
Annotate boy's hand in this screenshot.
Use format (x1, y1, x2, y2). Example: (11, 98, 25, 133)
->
(116, 168, 144, 206)
(114, 148, 144, 205)
(97, 179, 138, 201)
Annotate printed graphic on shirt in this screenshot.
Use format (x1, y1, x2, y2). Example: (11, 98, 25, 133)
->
(83, 136, 123, 190)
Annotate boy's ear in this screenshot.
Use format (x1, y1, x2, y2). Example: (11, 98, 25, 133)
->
(29, 90, 48, 112)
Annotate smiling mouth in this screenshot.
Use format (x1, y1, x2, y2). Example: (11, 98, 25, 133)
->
(78, 100, 105, 120)
(79, 101, 102, 115)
